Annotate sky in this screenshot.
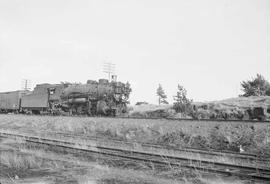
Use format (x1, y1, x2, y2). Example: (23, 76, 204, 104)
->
(0, 0, 270, 104)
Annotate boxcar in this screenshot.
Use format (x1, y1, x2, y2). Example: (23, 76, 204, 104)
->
(0, 90, 29, 112)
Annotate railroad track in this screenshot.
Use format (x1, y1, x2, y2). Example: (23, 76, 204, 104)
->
(43, 131, 270, 162)
(68, 114, 270, 123)
(2, 113, 270, 123)
(0, 131, 270, 181)
(115, 115, 270, 123)
(3, 128, 269, 162)
(2, 129, 270, 168)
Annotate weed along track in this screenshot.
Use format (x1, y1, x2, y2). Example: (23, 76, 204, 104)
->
(111, 116, 270, 123)
(1, 130, 270, 181)
(50, 131, 270, 161)
(6, 127, 269, 163)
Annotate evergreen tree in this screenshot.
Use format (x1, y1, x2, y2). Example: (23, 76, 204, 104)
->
(173, 84, 192, 113)
(156, 84, 169, 105)
(241, 74, 270, 97)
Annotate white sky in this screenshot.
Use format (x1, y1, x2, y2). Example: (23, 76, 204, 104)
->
(0, 0, 270, 104)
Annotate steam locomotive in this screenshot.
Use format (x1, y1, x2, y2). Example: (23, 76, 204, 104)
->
(0, 79, 131, 116)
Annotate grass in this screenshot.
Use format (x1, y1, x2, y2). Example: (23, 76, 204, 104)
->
(1, 131, 264, 184)
(0, 140, 214, 184)
(0, 114, 270, 156)
(0, 151, 40, 169)
(1, 136, 267, 183)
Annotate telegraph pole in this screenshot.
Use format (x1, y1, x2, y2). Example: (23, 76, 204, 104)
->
(103, 62, 115, 81)
(21, 79, 31, 91)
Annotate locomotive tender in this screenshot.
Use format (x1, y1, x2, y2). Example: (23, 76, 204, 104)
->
(0, 79, 131, 116)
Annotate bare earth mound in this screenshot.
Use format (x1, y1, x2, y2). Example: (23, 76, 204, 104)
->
(128, 104, 174, 118)
(129, 96, 270, 121)
(193, 96, 270, 121)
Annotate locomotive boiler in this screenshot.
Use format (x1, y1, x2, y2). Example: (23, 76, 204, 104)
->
(60, 79, 131, 115)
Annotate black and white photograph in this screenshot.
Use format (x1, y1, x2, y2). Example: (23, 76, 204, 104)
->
(0, 0, 270, 183)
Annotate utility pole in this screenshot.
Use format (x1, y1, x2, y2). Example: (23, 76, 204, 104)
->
(103, 62, 116, 81)
(21, 79, 31, 91)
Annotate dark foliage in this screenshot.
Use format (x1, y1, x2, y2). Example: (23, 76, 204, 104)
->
(173, 84, 193, 114)
(156, 84, 169, 105)
(241, 74, 270, 97)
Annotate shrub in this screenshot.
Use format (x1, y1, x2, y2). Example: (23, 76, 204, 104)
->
(173, 85, 193, 115)
(241, 74, 270, 97)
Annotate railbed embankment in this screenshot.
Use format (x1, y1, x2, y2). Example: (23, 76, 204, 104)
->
(0, 114, 270, 156)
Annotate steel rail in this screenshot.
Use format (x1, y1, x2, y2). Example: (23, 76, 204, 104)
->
(3, 128, 266, 160)
(42, 131, 270, 161)
(2, 128, 269, 165)
(117, 116, 270, 123)
(0, 131, 270, 181)
(1, 113, 269, 123)
(60, 114, 270, 123)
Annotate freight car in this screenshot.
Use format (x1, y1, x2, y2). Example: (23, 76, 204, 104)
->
(0, 79, 131, 116)
(0, 90, 29, 113)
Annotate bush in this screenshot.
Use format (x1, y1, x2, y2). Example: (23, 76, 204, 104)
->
(241, 74, 270, 97)
(173, 85, 193, 115)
